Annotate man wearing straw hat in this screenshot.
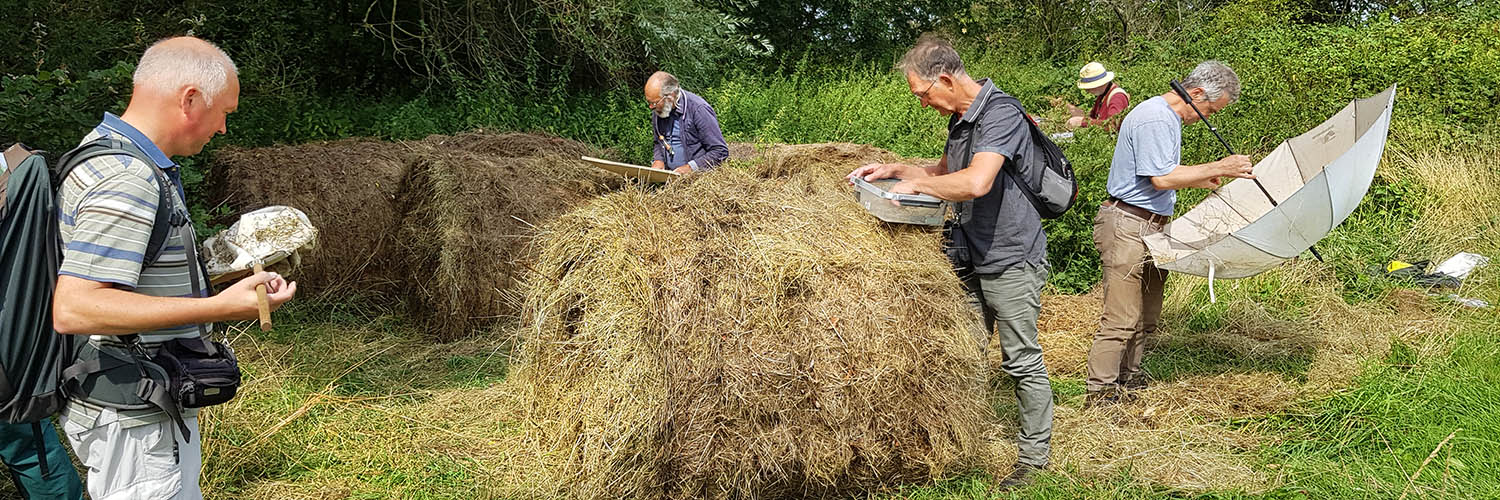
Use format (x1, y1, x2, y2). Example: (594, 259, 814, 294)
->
(52, 36, 297, 499)
(1083, 61, 1253, 407)
(644, 71, 730, 174)
(1062, 62, 1130, 131)
(846, 34, 1053, 489)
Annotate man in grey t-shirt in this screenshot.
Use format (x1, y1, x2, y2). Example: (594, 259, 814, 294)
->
(846, 35, 1052, 490)
(1084, 61, 1255, 406)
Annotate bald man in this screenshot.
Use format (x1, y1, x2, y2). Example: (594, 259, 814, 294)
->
(645, 71, 729, 173)
(53, 37, 295, 500)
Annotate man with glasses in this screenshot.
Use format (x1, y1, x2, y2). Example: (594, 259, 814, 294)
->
(1084, 61, 1252, 407)
(644, 71, 729, 174)
(845, 34, 1053, 490)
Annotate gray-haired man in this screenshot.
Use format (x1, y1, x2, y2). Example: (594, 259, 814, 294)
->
(1084, 61, 1255, 406)
(54, 37, 296, 499)
(846, 34, 1053, 489)
(644, 71, 729, 174)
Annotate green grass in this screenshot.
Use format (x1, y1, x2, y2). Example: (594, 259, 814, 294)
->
(886, 309, 1500, 499)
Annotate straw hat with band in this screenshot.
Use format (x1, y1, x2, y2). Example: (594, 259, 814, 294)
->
(1077, 62, 1116, 90)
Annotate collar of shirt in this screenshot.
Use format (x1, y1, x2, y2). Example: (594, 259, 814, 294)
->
(956, 78, 997, 125)
(96, 112, 187, 201)
(97, 113, 177, 171)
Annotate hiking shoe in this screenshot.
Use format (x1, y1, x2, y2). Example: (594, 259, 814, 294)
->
(993, 462, 1044, 491)
(1121, 373, 1152, 391)
(1085, 388, 1120, 408)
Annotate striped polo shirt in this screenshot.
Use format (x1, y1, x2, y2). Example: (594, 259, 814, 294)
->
(58, 114, 209, 424)
(57, 114, 208, 343)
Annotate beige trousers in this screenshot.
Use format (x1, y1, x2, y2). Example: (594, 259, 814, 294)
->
(1085, 203, 1167, 391)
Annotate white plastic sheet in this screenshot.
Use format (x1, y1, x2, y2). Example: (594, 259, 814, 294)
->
(203, 206, 318, 280)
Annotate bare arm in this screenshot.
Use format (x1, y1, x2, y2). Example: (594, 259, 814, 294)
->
(53, 272, 295, 335)
(897, 152, 1005, 202)
(845, 154, 947, 183)
(1150, 154, 1254, 191)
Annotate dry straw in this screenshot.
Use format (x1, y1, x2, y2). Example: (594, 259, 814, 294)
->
(502, 143, 992, 498)
(212, 132, 619, 339)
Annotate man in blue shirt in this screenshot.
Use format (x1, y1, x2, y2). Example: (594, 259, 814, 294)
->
(645, 72, 729, 173)
(1085, 61, 1254, 406)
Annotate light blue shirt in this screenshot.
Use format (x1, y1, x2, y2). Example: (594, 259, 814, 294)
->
(666, 118, 688, 168)
(1106, 96, 1182, 216)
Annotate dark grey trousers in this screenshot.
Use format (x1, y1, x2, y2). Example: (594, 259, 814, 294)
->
(960, 263, 1054, 467)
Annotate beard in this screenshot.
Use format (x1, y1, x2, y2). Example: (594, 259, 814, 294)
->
(655, 100, 673, 118)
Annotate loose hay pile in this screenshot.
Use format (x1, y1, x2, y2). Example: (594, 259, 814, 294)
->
(212, 132, 619, 339)
(397, 133, 621, 339)
(504, 143, 991, 499)
(210, 139, 411, 297)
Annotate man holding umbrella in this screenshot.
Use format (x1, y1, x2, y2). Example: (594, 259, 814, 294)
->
(1085, 60, 1255, 406)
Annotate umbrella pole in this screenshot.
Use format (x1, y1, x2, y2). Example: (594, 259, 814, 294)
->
(1171, 80, 1326, 262)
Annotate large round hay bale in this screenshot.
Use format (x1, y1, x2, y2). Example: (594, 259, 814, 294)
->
(507, 143, 990, 498)
(208, 139, 412, 298)
(397, 135, 621, 340)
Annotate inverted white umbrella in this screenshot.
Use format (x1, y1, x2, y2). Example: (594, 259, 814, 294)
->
(1144, 85, 1397, 297)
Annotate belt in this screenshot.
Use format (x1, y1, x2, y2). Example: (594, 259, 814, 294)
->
(1103, 197, 1170, 225)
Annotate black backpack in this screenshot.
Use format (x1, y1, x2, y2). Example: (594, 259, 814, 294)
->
(0, 139, 178, 425)
(993, 94, 1079, 219)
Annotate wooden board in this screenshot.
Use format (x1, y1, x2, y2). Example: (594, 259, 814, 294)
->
(581, 155, 680, 184)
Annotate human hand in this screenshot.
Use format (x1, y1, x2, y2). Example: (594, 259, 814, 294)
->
(847, 163, 909, 183)
(218, 271, 296, 321)
(1217, 155, 1254, 179)
(651, 160, 667, 171)
(887, 179, 921, 206)
(673, 165, 693, 175)
(1066, 116, 1086, 128)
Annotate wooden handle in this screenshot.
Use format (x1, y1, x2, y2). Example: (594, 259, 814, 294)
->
(253, 262, 272, 331)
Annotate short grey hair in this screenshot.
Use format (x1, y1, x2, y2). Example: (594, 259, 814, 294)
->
(896, 34, 966, 81)
(659, 73, 681, 98)
(133, 38, 238, 105)
(1181, 60, 1241, 104)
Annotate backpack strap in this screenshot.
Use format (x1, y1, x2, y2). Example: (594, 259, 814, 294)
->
(1, 144, 35, 220)
(991, 94, 1065, 214)
(54, 138, 187, 267)
(60, 340, 191, 440)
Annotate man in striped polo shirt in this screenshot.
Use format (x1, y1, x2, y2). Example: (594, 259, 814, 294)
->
(52, 37, 296, 500)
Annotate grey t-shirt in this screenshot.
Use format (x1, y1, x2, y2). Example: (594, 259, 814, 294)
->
(944, 79, 1048, 275)
(1106, 95, 1182, 216)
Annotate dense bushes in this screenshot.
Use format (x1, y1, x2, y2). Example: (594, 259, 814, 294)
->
(2, 0, 1495, 293)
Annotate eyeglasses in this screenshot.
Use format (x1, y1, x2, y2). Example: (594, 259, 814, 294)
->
(646, 93, 673, 110)
(915, 79, 938, 102)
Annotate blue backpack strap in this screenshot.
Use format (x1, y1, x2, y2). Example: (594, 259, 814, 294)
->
(54, 138, 185, 267)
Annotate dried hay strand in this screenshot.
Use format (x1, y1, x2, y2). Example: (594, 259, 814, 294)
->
(397, 135, 622, 340)
(1033, 292, 1103, 377)
(501, 143, 990, 499)
(208, 139, 412, 298)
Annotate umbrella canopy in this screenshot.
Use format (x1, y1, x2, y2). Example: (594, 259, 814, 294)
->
(1144, 85, 1397, 279)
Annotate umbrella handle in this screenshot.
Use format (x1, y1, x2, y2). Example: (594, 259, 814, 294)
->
(253, 262, 272, 331)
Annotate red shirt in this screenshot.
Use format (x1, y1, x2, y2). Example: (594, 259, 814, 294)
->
(1088, 83, 1130, 126)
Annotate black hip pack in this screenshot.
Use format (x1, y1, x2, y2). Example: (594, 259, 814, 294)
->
(149, 336, 240, 409)
(60, 164, 240, 441)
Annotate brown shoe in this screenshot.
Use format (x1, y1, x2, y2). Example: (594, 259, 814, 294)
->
(1121, 373, 1152, 391)
(1084, 388, 1120, 408)
(993, 462, 1044, 491)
